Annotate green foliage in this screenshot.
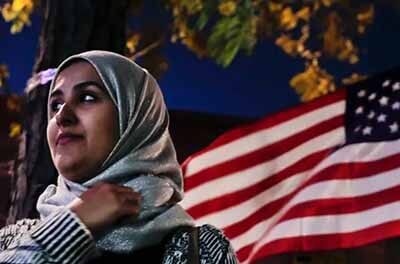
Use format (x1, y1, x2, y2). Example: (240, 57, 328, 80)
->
(195, 0, 217, 30)
(207, 11, 256, 67)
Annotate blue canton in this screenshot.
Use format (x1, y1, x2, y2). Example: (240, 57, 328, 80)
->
(346, 67, 400, 144)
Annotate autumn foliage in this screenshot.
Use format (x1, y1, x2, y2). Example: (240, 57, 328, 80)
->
(0, 0, 394, 104)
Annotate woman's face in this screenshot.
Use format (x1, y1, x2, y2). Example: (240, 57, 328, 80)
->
(47, 61, 118, 182)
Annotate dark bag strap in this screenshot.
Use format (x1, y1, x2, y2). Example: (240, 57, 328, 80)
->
(189, 226, 199, 264)
(180, 226, 199, 264)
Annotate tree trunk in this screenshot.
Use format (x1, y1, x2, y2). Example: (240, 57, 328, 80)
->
(7, 0, 130, 223)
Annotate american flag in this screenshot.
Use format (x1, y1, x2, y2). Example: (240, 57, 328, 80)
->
(180, 67, 400, 263)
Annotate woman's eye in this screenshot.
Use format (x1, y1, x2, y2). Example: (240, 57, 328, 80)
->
(81, 94, 96, 103)
(50, 101, 63, 112)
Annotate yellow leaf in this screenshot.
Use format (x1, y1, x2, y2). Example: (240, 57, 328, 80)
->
(357, 5, 374, 24)
(126, 33, 141, 53)
(268, 2, 283, 12)
(357, 24, 366, 34)
(280, 7, 297, 30)
(337, 39, 358, 63)
(18, 10, 31, 24)
(182, 33, 207, 58)
(296, 7, 311, 21)
(276, 35, 299, 56)
(0, 64, 10, 79)
(349, 54, 359, 64)
(322, 0, 334, 7)
(342, 73, 367, 85)
(0, 64, 10, 88)
(170, 34, 178, 43)
(1, 3, 18, 21)
(6, 95, 21, 112)
(11, 20, 24, 34)
(2, 0, 34, 34)
(323, 12, 341, 56)
(12, 0, 33, 12)
(9, 122, 22, 138)
(290, 64, 335, 102)
(218, 1, 237, 17)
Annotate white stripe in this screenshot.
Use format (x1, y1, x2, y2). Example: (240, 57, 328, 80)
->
(45, 219, 77, 252)
(230, 144, 400, 256)
(194, 138, 400, 228)
(244, 201, 400, 264)
(34, 212, 68, 240)
(200, 160, 400, 237)
(185, 100, 345, 176)
(59, 236, 91, 262)
(181, 127, 345, 209)
(38, 216, 73, 245)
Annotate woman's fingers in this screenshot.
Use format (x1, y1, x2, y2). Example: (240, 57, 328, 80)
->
(70, 182, 142, 233)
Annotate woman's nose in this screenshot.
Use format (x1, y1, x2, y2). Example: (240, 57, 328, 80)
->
(55, 103, 78, 127)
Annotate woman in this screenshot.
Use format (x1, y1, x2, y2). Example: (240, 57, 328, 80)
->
(0, 51, 238, 263)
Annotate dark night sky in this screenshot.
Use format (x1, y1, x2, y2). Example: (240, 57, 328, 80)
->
(0, 4, 399, 118)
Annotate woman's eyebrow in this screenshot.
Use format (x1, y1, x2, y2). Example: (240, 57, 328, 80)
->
(74, 81, 106, 92)
(50, 81, 106, 98)
(49, 89, 63, 99)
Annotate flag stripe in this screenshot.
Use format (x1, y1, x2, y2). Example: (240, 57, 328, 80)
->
(185, 115, 344, 191)
(182, 90, 346, 177)
(240, 219, 400, 263)
(222, 147, 400, 240)
(248, 201, 400, 262)
(186, 148, 330, 219)
(181, 127, 345, 210)
(190, 137, 400, 232)
(183, 98, 346, 177)
(227, 152, 400, 255)
(278, 184, 400, 223)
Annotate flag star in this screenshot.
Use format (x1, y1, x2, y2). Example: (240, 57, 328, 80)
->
(393, 82, 400, 91)
(367, 111, 375, 119)
(393, 101, 400, 110)
(382, 79, 391, 87)
(368, 93, 376, 101)
(357, 90, 366, 98)
(355, 106, 364, 114)
(390, 122, 399, 133)
(354, 126, 361, 133)
(379, 96, 389, 106)
(362, 126, 372, 135)
(377, 114, 387, 122)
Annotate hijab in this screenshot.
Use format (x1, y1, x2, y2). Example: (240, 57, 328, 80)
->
(36, 50, 194, 254)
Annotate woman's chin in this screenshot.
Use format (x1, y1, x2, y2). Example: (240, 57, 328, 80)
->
(55, 160, 86, 182)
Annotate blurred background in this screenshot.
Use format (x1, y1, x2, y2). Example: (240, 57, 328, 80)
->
(0, 0, 400, 263)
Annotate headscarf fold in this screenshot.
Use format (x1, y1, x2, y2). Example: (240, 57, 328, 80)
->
(36, 50, 194, 254)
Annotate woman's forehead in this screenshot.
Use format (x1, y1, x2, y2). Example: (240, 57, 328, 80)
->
(53, 61, 102, 89)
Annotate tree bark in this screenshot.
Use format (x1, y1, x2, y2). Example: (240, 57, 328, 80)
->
(7, 0, 130, 223)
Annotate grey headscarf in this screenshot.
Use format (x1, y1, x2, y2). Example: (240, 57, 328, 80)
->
(36, 50, 194, 254)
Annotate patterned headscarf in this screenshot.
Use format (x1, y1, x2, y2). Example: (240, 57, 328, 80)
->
(37, 50, 194, 254)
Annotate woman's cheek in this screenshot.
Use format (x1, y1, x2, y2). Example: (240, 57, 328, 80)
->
(47, 119, 57, 151)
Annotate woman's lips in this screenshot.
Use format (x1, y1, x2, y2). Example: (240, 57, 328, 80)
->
(56, 133, 83, 145)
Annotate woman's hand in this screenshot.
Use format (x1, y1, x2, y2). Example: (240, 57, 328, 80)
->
(70, 182, 141, 233)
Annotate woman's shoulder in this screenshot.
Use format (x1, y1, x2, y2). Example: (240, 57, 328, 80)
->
(164, 224, 237, 264)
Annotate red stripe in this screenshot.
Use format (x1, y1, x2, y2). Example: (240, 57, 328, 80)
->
(181, 89, 346, 170)
(185, 115, 343, 191)
(221, 152, 400, 239)
(236, 184, 400, 260)
(187, 148, 331, 219)
(278, 184, 400, 223)
(245, 220, 400, 263)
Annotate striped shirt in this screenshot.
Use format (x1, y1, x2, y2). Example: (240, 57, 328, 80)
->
(0, 210, 238, 264)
